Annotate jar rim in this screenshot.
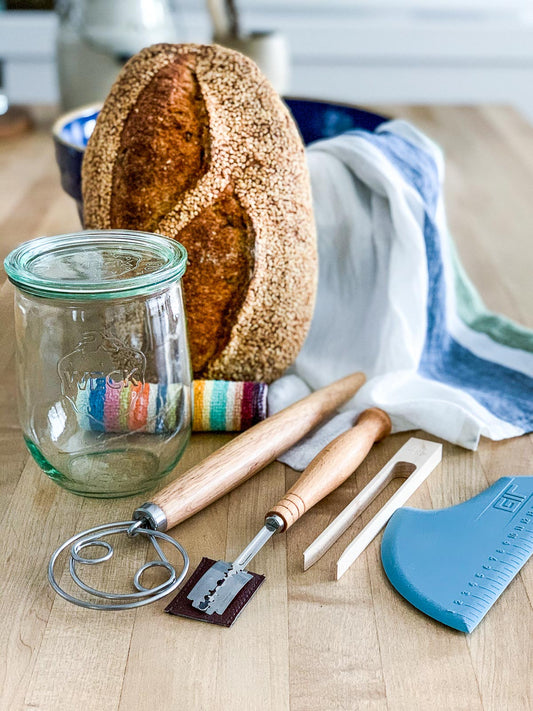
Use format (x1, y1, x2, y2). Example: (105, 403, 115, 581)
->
(4, 230, 187, 300)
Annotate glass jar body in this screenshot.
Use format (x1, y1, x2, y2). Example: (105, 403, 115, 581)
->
(14, 282, 191, 497)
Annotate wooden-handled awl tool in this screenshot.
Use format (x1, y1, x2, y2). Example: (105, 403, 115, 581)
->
(48, 372, 366, 610)
(166, 408, 391, 626)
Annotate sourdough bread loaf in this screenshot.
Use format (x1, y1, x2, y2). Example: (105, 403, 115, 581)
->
(82, 43, 317, 382)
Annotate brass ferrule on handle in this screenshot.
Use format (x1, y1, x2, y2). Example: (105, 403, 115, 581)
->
(136, 373, 366, 531)
(266, 407, 392, 531)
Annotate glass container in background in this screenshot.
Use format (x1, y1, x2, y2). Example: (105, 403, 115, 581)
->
(4, 230, 192, 498)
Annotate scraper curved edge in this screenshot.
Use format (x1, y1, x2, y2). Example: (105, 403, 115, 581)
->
(381, 507, 475, 633)
(380, 477, 533, 634)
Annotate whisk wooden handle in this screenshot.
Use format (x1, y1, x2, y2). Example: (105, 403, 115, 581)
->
(266, 408, 391, 530)
(151, 372, 366, 530)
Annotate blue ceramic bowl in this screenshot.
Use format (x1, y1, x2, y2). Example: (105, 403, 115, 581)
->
(52, 98, 386, 221)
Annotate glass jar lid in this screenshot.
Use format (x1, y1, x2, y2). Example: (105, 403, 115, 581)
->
(4, 230, 187, 300)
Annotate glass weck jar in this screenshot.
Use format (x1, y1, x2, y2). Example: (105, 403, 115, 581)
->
(4, 230, 192, 497)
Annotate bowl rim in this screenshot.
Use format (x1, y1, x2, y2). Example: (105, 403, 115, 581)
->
(52, 102, 103, 152)
(52, 97, 388, 153)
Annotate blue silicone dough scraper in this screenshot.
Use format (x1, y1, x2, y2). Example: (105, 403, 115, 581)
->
(381, 476, 533, 632)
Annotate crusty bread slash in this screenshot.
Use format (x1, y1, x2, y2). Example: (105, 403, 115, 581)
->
(82, 43, 317, 382)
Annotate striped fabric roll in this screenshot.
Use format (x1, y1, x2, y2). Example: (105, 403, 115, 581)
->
(192, 380, 268, 431)
(75, 379, 182, 434)
(74, 379, 268, 434)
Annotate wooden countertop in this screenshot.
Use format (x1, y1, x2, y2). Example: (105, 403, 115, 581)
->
(0, 106, 531, 711)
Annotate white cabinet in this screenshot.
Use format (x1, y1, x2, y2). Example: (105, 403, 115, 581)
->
(2, 5, 533, 120)
(0, 11, 57, 103)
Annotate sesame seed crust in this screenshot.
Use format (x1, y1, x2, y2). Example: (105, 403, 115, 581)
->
(82, 43, 317, 383)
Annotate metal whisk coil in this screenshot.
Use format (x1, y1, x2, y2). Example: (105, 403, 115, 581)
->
(48, 520, 189, 610)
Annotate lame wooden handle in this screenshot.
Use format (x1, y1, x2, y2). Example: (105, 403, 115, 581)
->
(151, 372, 366, 530)
(266, 408, 391, 530)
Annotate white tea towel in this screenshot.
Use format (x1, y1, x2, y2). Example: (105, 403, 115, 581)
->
(269, 120, 533, 470)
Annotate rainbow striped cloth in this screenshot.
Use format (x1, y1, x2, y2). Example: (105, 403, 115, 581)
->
(75, 379, 267, 433)
(192, 380, 268, 431)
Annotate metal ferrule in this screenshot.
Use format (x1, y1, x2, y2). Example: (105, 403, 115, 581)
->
(132, 502, 168, 531)
(265, 514, 285, 532)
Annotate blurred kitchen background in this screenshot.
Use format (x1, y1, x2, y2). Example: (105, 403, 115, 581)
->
(1, 0, 533, 123)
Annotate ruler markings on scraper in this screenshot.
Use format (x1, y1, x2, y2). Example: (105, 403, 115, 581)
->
(447, 486, 533, 618)
(380, 475, 533, 632)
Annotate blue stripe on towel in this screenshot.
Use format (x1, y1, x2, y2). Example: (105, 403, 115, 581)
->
(420, 216, 533, 430)
(352, 129, 440, 214)
(355, 128, 533, 430)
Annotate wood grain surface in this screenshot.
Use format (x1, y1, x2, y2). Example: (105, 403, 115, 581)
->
(0, 105, 532, 711)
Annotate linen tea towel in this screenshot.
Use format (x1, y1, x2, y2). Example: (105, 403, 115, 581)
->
(269, 120, 533, 471)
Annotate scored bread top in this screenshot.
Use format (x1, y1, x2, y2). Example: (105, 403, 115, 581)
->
(82, 43, 317, 382)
